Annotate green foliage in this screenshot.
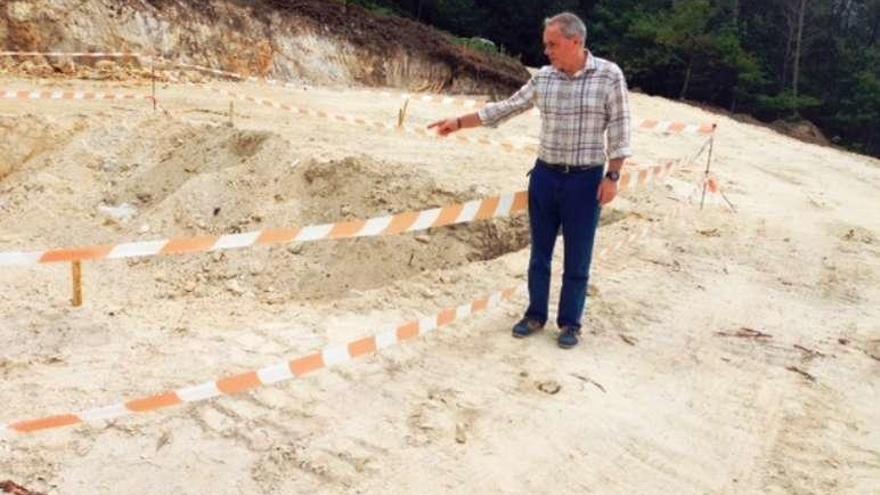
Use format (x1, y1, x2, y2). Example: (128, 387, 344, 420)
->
(755, 91, 822, 116)
(338, 0, 400, 16)
(452, 36, 502, 56)
(353, 0, 880, 156)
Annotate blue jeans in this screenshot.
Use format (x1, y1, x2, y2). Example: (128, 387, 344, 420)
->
(525, 160, 603, 330)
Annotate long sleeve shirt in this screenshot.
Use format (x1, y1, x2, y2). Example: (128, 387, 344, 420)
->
(478, 54, 632, 166)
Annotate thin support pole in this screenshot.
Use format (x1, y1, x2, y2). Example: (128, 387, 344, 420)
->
(700, 125, 717, 210)
(72, 261, 83, 307)
(151, 60, 157, 112)
(397, 98, 410, 128)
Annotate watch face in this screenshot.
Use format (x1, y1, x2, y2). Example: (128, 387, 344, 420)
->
(606, 171, 620, 181)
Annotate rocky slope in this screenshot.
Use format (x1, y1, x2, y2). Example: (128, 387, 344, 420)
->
(0, 0, 529, 93)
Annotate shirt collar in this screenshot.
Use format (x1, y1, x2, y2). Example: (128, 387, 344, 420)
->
(553, 51, 597, 79)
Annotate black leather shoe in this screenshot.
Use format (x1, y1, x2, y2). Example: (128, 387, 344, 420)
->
(512, 318, 544, 338)
(557, 326, 581, 349)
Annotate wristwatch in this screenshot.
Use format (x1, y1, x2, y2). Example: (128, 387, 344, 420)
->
(605, 170, 620, 182)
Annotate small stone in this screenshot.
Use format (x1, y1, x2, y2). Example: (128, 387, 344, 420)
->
(226, 280, 245, 296)
(415, 235, 430, 244)
(455, 423, 467, 444)
(138, 224, 150, 234)
(537, 380, 561, 395)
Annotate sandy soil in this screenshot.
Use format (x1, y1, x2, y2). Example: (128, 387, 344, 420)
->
(0, 74, 878, 494)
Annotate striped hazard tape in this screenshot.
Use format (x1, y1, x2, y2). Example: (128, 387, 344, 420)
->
(0, 195, 691, 437)
(0, 192, 527, 267)
(2, 51, 717, 136)
(0, 51, 143, 59)
(365, 89, 485, 109)
(200, 85, 716, 151)
(0, 285, 524, 436)
(595, 202, 686, 261)
(199, 84, 539, 154)
(0, 159, 677, 268)
(0, 88, 153, 102)
(638, 119, 716, 136)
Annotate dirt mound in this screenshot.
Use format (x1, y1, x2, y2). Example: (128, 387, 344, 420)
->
(148, 156, 529, 302)
(0, 114, 84, 181)
(0, 111, 528, 302)
(771, 118, 831, 147)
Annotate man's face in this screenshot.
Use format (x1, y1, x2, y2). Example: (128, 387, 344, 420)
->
(543, 23, 582, 69)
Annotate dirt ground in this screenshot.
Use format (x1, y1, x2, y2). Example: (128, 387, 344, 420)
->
(0, 73, 878, 494)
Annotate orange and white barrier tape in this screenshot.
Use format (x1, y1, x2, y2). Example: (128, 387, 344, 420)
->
(0, 195, 690, 437)
(2, 51, 716, 135)
(372, 89, 485, 109)
(525, 109, 715, 136)
(595, 201, 686, 260)
(0, 88, 152, 102)
(0, 51, 143, 59)
(0, 285, 525, 436)
(0, 159, 678, 268)
(200, 84, 539, 154)
(0, 192, 526, 267)
(637, 119, 716, 136)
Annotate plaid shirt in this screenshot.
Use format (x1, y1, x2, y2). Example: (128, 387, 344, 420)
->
(478, 54, 632, 166)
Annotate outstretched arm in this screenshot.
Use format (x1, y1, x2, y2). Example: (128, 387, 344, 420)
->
(428, 76, 536, 136)
(427, 112, 482, 137)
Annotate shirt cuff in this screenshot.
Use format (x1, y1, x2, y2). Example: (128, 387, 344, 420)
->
(608, 146, 633, 160)
(477, 107, 498, 128)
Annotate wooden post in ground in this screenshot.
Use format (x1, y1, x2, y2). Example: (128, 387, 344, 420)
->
(151, 60, 157, 112)
(700, 125, 717, 210)
(229, 100, 235, 126)
(71, 261, 83, 307)
(397, 98, 410, 128)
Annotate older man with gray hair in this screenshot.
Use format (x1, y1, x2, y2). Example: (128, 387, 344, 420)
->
(429, 12, 632, 349)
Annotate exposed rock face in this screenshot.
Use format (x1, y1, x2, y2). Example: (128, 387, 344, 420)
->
(0, 0, 529, 94)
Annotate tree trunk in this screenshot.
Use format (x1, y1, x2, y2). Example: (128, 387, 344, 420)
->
(792, 0, 808, 99)
(680, 58, 693, 100)
(782, 10, 795, 88)
(871, 16, 880, 46)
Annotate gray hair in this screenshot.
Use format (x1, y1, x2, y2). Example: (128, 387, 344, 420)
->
(544, 12, 587, 41)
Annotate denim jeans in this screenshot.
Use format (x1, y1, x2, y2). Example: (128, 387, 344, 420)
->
(525, 160, 603, 330)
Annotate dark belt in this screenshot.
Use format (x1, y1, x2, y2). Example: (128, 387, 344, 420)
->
(536, 159, 601, 174)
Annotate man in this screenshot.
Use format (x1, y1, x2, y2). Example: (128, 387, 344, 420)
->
(428, 12, 632, 349)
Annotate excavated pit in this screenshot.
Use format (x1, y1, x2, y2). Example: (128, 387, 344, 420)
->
(0, 115, 531, 303)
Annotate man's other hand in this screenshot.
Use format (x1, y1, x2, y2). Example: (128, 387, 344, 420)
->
(597, 178, 618, 205)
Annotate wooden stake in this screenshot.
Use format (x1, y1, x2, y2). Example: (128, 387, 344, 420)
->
(397, 98, 410, 128)
(71, 261, 83, 307)
(700, 127, 716, 210)
(151, 61, 157, 112)
(229, 100, 235, 126)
